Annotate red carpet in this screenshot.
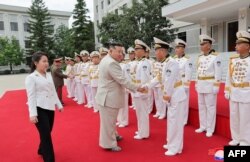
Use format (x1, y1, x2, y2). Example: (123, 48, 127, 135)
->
(0, 88, 229, 162)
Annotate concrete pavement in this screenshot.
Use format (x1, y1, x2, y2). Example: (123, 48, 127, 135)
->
(0, 74, 28, 98)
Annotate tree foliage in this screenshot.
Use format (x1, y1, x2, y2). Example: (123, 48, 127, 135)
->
(27, 0, 54, 56)
(0, 37, 24, 72)
(98, 0, 176, 48)
(72, 0, 95, 52)
(52, 25, 75, 58)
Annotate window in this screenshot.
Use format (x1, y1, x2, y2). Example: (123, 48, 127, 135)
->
(96, 5, 98, 13)
(0, 21, 4, 30)
(227, 21, 238, 52)
(101, 1, 104, 9)
(115, 9, 118, 15)
(24, 40, 31, 48)
(24, 22, 30, 32)
(107, 0, 111, 5)
(211, 25, 218, 43)
(10, 22, 18, 31)
(177, 32, 186, 42)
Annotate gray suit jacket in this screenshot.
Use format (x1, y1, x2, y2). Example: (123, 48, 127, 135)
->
(95, 55, 138, 109)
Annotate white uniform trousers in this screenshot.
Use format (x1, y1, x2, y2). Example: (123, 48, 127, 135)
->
(66, 79, 74, 97)
(197, 93, 217, 133)
(99, 105, 119, 148)
(130, 93, 136, 108)
(70, 79, 76, 98)
(134, 97, 150, 138)
(117, 91, 129, 126)
(167, 100, 185, 154)
(230, 101, 250, 145)
(91, 87, 99, 111)
(153, 87, 167, 117)
(147, 89, 154, 113)
(76, 82, 85, 104)
(83, 84, 93, 107)
(183, 88, 190, 125)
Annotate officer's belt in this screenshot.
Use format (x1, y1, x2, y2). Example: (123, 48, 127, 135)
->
(231, 82, 250, 88)
(132, 79, 141, 84)
(81, 75, 88, 77)
(174, 81, 182, 88)
(198, 76, 215, 80)
(90, 76, 98, 80)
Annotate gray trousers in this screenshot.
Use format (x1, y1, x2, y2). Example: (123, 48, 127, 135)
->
(99, 105, 119, 148)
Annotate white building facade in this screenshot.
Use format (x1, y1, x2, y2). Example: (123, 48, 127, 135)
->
(162, 0, 250, 81)
(162, 0, 250, 54)
(94, 0, 141, 47)
(0, 4, 71, 72)
(0, 4, 71, 52)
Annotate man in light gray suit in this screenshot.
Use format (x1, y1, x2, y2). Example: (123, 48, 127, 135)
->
(96, 42, 146, 152)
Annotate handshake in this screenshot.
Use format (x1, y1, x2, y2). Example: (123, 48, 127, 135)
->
(137, 85, 149, 93)
(67, 75, 74, 79)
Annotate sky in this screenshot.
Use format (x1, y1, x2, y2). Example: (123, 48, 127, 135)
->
(0, 0, 94, 26)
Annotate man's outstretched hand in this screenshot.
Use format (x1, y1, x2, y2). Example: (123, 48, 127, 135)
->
(137, 86, 148, 93)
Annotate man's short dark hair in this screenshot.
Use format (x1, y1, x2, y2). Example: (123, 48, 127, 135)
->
(109, 42, 123, 49)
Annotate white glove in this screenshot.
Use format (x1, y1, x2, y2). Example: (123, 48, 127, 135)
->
(213, 86, 219, 94)
(224, 93, 230, 100)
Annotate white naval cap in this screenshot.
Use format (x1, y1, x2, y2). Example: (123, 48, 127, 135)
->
(134, 39, 150, 51)
(199, 34, 215, 44)
(174, 38, 187, 48)
(90, 51, 100, 58)
(99, 47, 109, 54)
(68, 57, 75, 61)
(75, 52, 81, 57)
(80, 50, 89, 56)
(127, 47, 135, 54)
(64, 56, 70, 60)
(153, 37, 170, 49)
(236, 31, 250, 44)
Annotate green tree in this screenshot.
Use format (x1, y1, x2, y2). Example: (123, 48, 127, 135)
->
(98, 13, 121, 45)
(53, 25, 74, 58)
(140, 0, 176, 46)
(0, 37, 24, 73)
(72, 0, 94, 52)
(98, 0, 176, 48)
(27, 0, 54, 56)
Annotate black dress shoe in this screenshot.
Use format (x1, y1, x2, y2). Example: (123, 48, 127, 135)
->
(116, 135, 123, 141)
(107, 146, 122, 152)
(37, 149, 43, 156)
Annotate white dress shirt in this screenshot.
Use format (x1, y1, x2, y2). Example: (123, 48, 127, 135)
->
(25, 70, 63, 117)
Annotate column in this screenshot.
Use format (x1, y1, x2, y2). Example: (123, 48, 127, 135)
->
(238, 7, 250, 31)
(200, 18, 211, 36)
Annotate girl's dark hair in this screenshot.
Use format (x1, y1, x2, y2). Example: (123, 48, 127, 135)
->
(30, 51, 48, 73)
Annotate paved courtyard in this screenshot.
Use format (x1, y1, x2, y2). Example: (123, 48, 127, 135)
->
(0, 74, 28, 98)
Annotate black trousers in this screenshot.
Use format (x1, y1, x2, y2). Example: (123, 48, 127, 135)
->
(35, 107, 55, 162)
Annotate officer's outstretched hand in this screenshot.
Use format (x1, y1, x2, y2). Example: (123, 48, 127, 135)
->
(224, 93, 230, 100)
